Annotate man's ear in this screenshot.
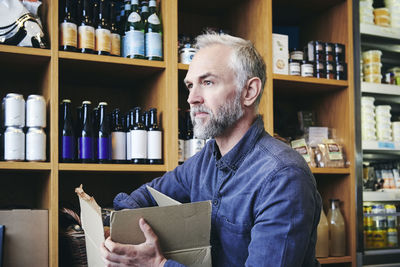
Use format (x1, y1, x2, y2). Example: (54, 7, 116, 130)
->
(242, 77, 262, 107)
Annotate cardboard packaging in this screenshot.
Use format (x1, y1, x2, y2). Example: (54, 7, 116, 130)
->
(76, 185, 212, 267)
(272, 33, 289, 75)
(0, 209, 49, 267)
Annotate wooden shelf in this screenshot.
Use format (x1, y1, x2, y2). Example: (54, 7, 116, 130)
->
(318, 256, 353, 264)
(59, 163, 167, 172)
(178, 63, 189, 70)
(273, 74, 348, 94)
(0, 44, 50, 57)
(0, 45, 50, 70)
(0, 162, 51, 171)
(311, 168, 350, 174)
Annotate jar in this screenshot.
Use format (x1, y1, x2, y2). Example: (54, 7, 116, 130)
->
(325, 42, 334, 60)
(362, 50, 382, 64)
(375, 15, 390, 27)
(373, 8, 390, 17)
(334, 43, 345, 61)
(289, 59, 301, 76)
(314, 60, 326, 78)
(326, 61, 335, 79)
(364, 74, 382, 83)
(335, 61, 347, 80)
(363, 62, 382, 75)
(314, 41, 324, 54)
(290, 48, 304, 61)
(179, 48, 197, 64)
(301, 60, 314, 77)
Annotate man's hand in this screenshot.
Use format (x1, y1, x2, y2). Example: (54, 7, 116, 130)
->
(101, 218, 167, 267)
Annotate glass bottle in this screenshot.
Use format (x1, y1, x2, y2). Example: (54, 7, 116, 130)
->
(78, 101, 94, 162)
(147, 108, 162, 164)
(131, 107, 147, 164)
(178, 108, 185, 164)
(78, 0, 95, 53)
(145, 0, 162, 60)
(126, 110, 134, 161)
(111, 108, 126, 163)
(95, 0, 111, 55)
(110, 1, 121, 56)
(184, 110, 193, 160)
(97, 102, 111, 163)
(327, 199, 346, 256)
(140, 0, 149, 24)
(316, 207, 329, 258)
(92, 106, 99, 161)
(122, 0, 145, 59)
(60, 99, 75, 162)
(60, 0, 77, 51)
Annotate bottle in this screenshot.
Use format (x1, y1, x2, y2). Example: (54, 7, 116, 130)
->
(111, 108, 126, 163)
(60, 0, 78, 51)
(316, 208, 329, 258)
(97, 102, 111, 163)
(184, 110, 193, 160)
(92, 106, 100, 161)
(147, 108, 162, 164)
(145, 0, 162, 61)
(60, 99, 75, 162)
(78, 0, 95, 53)
(122, 0, 145, 59)
(327, 199, 346, 256)
(78, 101, 95, 163)
(110, 1, 121, 56)
(126, 110, 134, 161)
(130, 107, 147, 164)
(95, 0, 111, 55)
(178, 109, 185, 164)
(0, 107, 4, 161)
(140, 0, 149, 23)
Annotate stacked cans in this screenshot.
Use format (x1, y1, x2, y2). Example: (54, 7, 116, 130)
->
(361, 96, 377, 141)
(2, 93, 46, 161)
(376, 105, 392, 141)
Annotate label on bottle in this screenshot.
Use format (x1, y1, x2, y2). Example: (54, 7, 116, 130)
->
(62, 135, 75, 160)
(185, 138, 204, 159)
(145, 32, 162, 58)
(122, 30, 144, 57)
(127, 12, 141, 23)
(148, 13, 160, 25)
(111, 33, 121, 56)
(147, 130, 162, 159)
(126, 131, 131, 160)
(60, 22, 77, 47)
(98, 137, 111, 160)
(178, 139, 184, 162)
(79, 136, 93, 160)
(95, 28, 111, 52)
(78, 25, 95, 50)
(112, 132, 126, 160)
(131, 129, 147, 159)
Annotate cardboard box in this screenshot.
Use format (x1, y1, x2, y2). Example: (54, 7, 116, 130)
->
(272, 33, 289, 75)
(0, 209, 49, 267)
(76, 185, 212, 267)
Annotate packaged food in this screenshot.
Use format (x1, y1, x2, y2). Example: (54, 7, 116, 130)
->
(375, 15, 390, 27)
(364, 74, 382, 83)
(315, 139, 345, 168)
(362, 50, 382, 64)
(373, 8, 390, 16)
(363, 62, 382, 75)
(291, 138, 315, 167)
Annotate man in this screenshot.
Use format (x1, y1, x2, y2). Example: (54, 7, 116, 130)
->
(101, 32, 322, 267)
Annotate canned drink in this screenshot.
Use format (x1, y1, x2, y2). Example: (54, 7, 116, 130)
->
(385, 204, 397, 228)
(4, 126, 25, 161)
(26, 95, 46, 128)
(388, 228, 398, 247)
(26, 127, 46, 161)
(3, 93, 25, 127)
(372, 229, 387, 248)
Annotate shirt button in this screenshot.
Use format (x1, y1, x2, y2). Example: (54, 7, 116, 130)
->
(213, 199, 219, 206)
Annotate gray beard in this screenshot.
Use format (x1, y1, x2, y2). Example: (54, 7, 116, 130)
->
(190, 92, 244, 139)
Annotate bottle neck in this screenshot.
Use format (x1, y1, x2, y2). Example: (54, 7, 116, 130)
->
(330, 200, 339, 210)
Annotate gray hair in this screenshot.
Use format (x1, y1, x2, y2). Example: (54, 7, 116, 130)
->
(194, 32, 266, 106)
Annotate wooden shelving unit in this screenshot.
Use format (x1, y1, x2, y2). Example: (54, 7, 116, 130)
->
(0, 0, 356, 266)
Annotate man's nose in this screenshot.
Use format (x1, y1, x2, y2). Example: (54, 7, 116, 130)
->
(187, 85, 204, 105)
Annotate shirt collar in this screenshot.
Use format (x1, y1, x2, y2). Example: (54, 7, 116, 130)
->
(212, 116, 265, 171)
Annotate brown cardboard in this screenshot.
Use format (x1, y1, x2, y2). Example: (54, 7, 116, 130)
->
(77, 185, 212, 267)
(0, 209, 48, 267)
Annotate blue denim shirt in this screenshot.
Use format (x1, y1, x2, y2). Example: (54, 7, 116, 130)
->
(114, 116, 322, 267)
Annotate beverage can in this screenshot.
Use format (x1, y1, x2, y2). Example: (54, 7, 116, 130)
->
(4, 126, 25, 161)
(26, 127, 46, 161)
(26, 95, 46, 128)
(3, 93, 25, 127)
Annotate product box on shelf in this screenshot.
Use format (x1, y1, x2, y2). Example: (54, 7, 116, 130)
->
(77, 185, 212, 267)
(0, 209, 48, 267)
(272, 33, 289, 75)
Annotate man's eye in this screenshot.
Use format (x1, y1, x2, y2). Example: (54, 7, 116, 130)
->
(203, 80, 213, 86)
(186, 84, 193, 90)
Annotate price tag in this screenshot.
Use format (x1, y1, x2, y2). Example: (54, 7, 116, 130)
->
(377, 141, 395, 149)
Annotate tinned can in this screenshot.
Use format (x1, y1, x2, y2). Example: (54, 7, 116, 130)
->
(4, 126, 25, 161)
(26, 127, 46, 161)
(3, 93, 25, 127)
(26, 95, 46, 128)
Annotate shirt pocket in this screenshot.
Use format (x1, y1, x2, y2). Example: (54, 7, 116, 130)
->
(218, 215, 253, 235)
